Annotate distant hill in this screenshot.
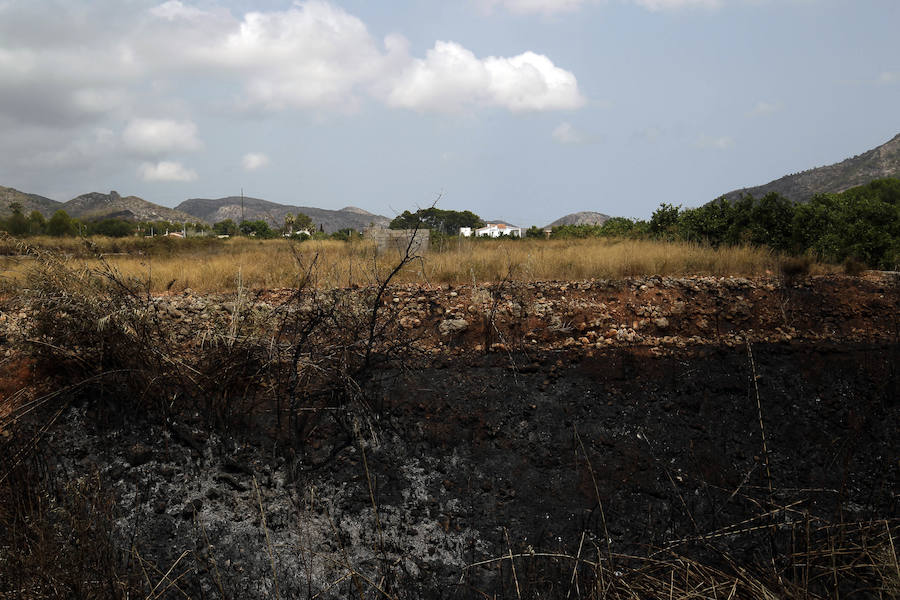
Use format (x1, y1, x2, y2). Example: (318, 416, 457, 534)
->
(176, 196, 390, 233)
(722, 133, 900, 203)
(61, 191, 197, 223)
(0, 186, 62, 217)
(546, 211, 611, 228)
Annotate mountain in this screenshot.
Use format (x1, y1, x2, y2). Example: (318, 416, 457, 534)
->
(722, 133, 900, 203)
(176, 196, 390, 233)
(546, 211, 611, 228)
(0, 185, 62, 217)
(61, 191, 197, 223)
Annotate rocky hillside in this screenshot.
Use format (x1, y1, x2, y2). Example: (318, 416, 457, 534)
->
(176, 196, 390, 233)
(0, 185, 62, 217)
(57, 191, 198, 223)
(546, 210, 611, 228)
(723, 132, 900, 202)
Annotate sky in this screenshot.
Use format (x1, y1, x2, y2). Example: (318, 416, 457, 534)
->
(0, 0, 898, 226)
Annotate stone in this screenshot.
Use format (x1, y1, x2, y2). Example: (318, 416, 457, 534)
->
(438, 318, 469, 336)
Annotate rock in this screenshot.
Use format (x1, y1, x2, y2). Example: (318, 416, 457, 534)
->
(653, 317, 670, 329)
(399, 316, 421, 329)
(439, 318, 469, 336)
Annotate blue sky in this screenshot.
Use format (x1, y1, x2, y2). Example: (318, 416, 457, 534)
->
(0, 0, 897, 226)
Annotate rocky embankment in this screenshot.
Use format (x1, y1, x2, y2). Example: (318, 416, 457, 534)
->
(4, 273, 897, 357)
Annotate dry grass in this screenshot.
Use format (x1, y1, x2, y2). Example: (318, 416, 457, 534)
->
(2, 236, 835, 293)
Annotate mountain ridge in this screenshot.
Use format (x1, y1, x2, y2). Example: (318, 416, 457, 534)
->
(63, 191, 197, 223)
(175, 196, 391, 233)
(0, 186, 63, 217)
(721, 133, 900, 202)
(546, 211, 611, 228)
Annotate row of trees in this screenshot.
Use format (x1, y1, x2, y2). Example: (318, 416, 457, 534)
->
(0, 203, 211, 238)
(0, 203, 324, 241)
(389, 207, 484, 236)
(546, 179, 899, 269)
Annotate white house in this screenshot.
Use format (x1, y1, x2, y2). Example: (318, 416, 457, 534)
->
(459, 227, 473, 237)
(472, 223, 522, 238)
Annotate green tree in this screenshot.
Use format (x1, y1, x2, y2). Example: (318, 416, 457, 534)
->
(27, 211, 46, 236)
(598, 217, 639, 238)
(213, 219, 239, 236)
(239, 219, 276, 238)
(677, 198, 735, 246)
(294, 212, 313, 232)
(649, 203, 681, 238)
(90, 219, 134, 237)
(390, 208, 484, 236)
(4, 202, 28, 235)
(47, 210, 77, 237)
(747, 192, 794, 251)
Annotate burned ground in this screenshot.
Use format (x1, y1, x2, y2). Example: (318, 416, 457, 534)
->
(1, 273, 898, 598)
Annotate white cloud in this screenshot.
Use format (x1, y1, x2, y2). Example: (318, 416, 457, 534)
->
(632, 0, 721, 10)
(386, 41, 584, 112)
(696, 134, 735, 149)
(478, 0, 720, 13)
(748, 100, 781, 116)
(242, 152, 269, 171)
(478, 0, 589, 15)
(188, 2, 387, 111)
(0, 1, 585, 119)
(138, 161, 198, 182)
(150, 0, 206, 20)
(877, 71, 899, 85)
(122, 118, 202, 156)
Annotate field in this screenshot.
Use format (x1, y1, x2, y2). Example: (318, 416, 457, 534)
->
(1, 235, 832, 293)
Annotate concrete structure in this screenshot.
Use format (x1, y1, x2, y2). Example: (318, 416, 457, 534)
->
(364, 226, 430, 255)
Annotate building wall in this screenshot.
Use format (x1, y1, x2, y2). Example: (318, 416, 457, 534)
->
(364, 227, 430, 255)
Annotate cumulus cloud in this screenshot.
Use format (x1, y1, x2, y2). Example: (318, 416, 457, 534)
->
(138, 161, 198, 182)
(242, 152, 270, 171)
(122, 118, 202, 156)
(386, 42, 584, 112)
(696, 134, 735, 149)
(139, 2, 584, 113)
(0, 1, 584, 120)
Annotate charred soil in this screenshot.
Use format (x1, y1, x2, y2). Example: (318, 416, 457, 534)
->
(1, 273, 898, 599)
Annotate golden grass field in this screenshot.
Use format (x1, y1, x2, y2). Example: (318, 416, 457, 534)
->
(1, 236, 833, 293)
